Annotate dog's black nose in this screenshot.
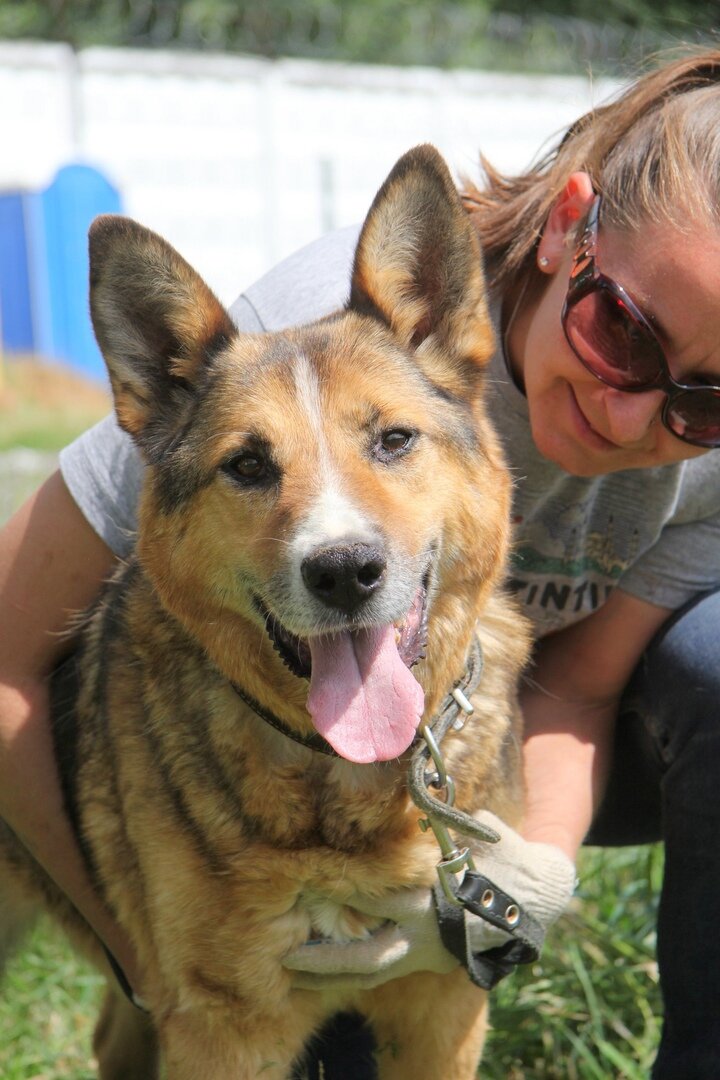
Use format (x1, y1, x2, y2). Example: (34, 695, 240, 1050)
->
(301, 543, 387, 613)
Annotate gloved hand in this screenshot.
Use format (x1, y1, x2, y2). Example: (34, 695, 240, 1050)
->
(284, 810, 576, 991)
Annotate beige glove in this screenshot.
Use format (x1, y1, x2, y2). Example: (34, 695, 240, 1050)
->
(284, 810, 575, 991)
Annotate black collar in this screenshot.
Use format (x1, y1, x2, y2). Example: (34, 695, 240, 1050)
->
(230, 680, 339, 755)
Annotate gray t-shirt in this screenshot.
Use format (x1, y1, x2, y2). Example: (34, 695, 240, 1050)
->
(60, 225, 720, 638)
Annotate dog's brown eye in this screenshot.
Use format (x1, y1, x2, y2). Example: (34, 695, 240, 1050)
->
(380, 430, 414, 455)
(225, 451, 271, 485)
(235, 454, 264, 478)
(237, 453, 263, 475)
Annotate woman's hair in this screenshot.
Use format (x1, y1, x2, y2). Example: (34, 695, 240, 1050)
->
(462, 49, 720, 296)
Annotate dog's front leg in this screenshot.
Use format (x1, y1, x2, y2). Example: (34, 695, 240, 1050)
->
(94, 986, 160, 1080)
(159, 1002, 321, 1080)
(364, 968, 488, 1079)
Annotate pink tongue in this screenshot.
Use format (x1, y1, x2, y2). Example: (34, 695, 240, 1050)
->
(306, 626, 425, 763)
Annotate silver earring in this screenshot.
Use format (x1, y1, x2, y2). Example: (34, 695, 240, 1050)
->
(539, 255, 550, 269)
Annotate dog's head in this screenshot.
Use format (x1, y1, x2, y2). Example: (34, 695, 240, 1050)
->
(89, 145, 511, 764)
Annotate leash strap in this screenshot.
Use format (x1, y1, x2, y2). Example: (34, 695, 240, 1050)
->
(433, 874, 543, 990)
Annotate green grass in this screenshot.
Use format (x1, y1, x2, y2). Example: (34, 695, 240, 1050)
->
(0, 357, 109, 453)
(0, 920, 104, 1079)
(0, 847, 663, 1078)
(485, 845, 663, 1079)
(0, 357, 111, 525)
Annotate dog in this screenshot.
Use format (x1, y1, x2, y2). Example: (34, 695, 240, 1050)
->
(0, 145, 530, 1078)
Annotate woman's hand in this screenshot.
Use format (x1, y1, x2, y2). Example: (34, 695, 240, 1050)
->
(284, 811, 575, 991)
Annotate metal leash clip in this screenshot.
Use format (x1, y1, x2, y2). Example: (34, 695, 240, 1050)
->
(408, 638, 500, 904)
(416, 722, 475, 906)
(409, 642, 545, 988)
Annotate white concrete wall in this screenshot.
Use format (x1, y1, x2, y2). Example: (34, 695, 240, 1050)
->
(0, 41, 620, 306)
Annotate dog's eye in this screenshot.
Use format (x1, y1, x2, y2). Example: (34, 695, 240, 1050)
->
(225, 452, 269, 484)
(378, 429, 414, 457)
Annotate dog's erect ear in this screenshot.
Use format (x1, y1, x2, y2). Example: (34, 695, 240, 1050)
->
(349, 145, 493, 388)
(89, 215, 236, 455)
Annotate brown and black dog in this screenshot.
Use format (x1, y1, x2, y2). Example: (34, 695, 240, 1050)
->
(0, 145, 530, 1078)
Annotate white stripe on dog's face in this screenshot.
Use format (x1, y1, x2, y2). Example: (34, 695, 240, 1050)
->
(290, 349, 379, 557)
(293, 484, 378, 557)
(292, 351, 326, 449)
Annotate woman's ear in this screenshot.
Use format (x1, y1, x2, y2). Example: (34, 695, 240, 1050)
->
(537, 172, 595, 273)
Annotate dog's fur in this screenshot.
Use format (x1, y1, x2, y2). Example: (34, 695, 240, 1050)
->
(0, 145, 530, 1078)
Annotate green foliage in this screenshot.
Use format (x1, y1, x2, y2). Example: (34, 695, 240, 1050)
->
(0, 0, 716, 75)
(498, 0, 704, 33)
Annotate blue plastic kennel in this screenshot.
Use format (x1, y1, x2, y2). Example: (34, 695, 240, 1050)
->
(0, 163, 122, 380)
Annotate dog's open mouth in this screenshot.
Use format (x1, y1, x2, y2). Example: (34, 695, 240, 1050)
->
(259, 586, 428, 681)
(254, 583, 429, 764)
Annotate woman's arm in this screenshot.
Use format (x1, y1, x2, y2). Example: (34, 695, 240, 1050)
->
(521, 588, 673, 858)
(0, 469, 140, 985)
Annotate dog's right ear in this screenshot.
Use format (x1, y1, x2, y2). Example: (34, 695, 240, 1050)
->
(89, 215, 236, 456)
(348, 145, 494, 398)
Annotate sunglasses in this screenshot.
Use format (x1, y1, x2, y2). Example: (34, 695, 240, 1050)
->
(561, 195, 720, 448)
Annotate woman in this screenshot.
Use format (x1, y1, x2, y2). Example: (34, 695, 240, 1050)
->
(2, 49, 720, 1078)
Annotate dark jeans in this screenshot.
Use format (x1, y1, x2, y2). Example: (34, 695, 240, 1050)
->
(297, 589, 720, 1079)
(586, 588, 720, 1079)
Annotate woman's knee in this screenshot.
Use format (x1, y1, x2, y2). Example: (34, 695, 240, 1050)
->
(639, 588, 720, 761)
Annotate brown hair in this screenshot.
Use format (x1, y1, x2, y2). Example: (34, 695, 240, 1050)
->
(461, 49, 720, 298)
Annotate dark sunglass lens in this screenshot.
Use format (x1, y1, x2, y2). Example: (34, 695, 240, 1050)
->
(666, 389, 720, 448)
(565, 288, 662, 388)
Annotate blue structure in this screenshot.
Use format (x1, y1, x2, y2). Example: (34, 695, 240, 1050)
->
(0, 193, 34, 354)
(0, 164, 122, 380)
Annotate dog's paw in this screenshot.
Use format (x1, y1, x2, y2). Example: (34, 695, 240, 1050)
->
(303, 895, 385, 944)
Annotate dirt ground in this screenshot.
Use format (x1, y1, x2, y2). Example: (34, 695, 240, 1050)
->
(0, 356, 111, 523)
(0, 355, 108, 408)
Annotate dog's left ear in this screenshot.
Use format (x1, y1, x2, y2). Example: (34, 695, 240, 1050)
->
(349, 145, 493, 392)
(89, 215, 236, 456)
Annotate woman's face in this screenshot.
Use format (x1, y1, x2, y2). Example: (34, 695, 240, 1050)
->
(509, 209, 720, 477)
